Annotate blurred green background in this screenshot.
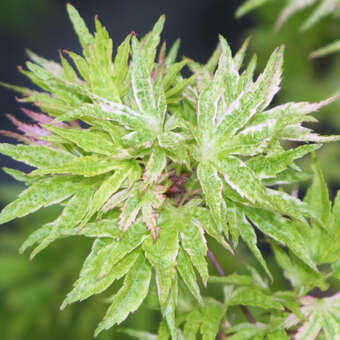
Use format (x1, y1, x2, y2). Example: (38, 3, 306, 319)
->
(0, 0, 340, 339)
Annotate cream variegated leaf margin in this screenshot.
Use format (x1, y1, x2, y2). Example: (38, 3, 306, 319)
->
(190, 34, 337, 274)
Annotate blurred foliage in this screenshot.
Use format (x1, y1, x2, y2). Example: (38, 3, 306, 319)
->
(0, 0, 56, 35)
(240, 2, 340, 185)
(0, 184, 159, 340)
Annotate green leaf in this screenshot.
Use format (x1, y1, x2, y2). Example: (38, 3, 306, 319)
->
(197, 36, 230, 137)
(275, 0, 318, 30)
(282, 125, 340, 143)
(235, 207, 272, 279)
(183, 310, 202, 340)
(143, 15, 166, 71)
(218, 157, 268, 206)
(2, 168, 33, 184)
(161, 280, 178, 340)
(143, 213, 179, 305)
(87, 18, 121, 102)
(179, 210, 209, 285)
(235, 0, 270, 18)
(131, 36, 159, 125)
(158, 132, 188, 164)
(0, 143, 75, 168)
(81, 162, 139, 226)
(119, 188, 143, 230)
(0, 81, 35, 96)
(29, 183, 98, 258)
(29, 155, 123, 177)
(26, 49, 63, 76)
(66, 4, 94, 50)
(301, 0, 338, 31)
(59, 53, 78, 82)
(66, 50, 90, 82)
(266, 188, 314, 222)
(194, 206, 233, 253)
(163, 60, 187, 90)
(176, 248, 203, 304)
(70, 218, 122, 238)
(271, 243, 328, 291)
(166, 39, 181, 66)
(46, 125, 127, 157)
(309, 39, 340, 58)
(228, 287, 283, 310)
(245, 207, 317, 271)
(94, 254, 152, 336)
(246, 144, 321, 179)
(165, 74, 196, 98)
(113, 33, 132, 93)
(0, 175, 84, 225)
(305, 154, 331, 225)
(62, 244, 140, 307)
(208, 274, 253, 285)
(216, 46, 283, 141)
(233, 37, 251, 71)
(197, 162, 227, 231)
(97, 221, 148, 279)
(19, 223, 53, 254)
(141, 186, 165, 240)
(200, 300, 226, 340)
(143, 146, 167, 184)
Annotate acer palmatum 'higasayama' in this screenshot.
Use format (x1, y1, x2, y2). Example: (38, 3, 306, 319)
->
(1, 4, 340, 339)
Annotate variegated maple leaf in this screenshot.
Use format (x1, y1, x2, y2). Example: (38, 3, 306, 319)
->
(285, 293, 340, 339)
(0, 4, 339, 338)
(182, 35, 339, 278)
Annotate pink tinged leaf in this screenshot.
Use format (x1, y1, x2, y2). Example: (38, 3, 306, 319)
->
(6, 114, 50, 137)
(326, 291, 340, 301)
(6, 114, 51, 137)
(21, 108, 68, 128)
(21, 108, 55, 124)
(119, 190, 142, 231)
(0, 130, 31, 143)
(310, 95, 340, 111)
(294, 312, 322, 340)
(29, 137, 51, 146)
(102, 189, 130, 212)
(143, 205, 160, 241)
(300, 296, 318, 306)
(142, 188, 165, 241)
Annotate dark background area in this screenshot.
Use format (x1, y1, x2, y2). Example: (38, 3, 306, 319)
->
(0, 0, 254, 181)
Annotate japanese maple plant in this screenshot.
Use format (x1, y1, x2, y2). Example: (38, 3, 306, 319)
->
(1, 4, 340, 339)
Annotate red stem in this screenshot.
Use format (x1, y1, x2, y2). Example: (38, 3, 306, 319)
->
(207, 248, 256, 324)
(207, 249, 226, 276)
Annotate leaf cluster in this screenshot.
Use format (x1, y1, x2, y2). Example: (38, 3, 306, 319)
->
(0, 4, 340, 339)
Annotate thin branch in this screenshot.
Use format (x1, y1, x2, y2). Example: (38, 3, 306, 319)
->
(240, 305, 256, 324)
(207, 249, 225, 276)
(207, 248, 256, 324)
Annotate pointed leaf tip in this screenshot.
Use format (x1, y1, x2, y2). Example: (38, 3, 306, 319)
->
(66, 3, 93, 50)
